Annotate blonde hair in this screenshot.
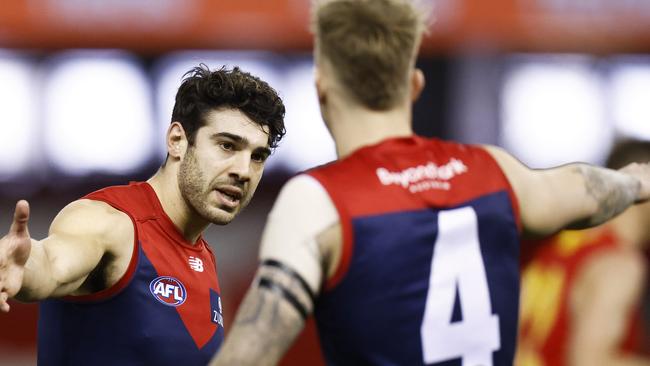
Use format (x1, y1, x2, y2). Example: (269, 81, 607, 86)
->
(313, 0, 426, 110)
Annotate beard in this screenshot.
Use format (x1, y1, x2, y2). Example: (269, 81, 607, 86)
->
(178, 148, 252, 225)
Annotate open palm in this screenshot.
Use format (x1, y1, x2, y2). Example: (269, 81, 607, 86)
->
(0, 200, 32, 313)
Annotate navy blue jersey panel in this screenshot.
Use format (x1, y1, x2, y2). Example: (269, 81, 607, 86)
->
(474, 192, 520, 366)
(317, 208, 438, 366)
(37, 246, 217, 366)
(315, 191, 519, 366)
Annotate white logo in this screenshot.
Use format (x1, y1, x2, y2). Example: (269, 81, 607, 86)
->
(189, 256, 204, 272)
(376, 158, 468, 193)
(149, 276, 187, 307)
(212, 295, 224, 327)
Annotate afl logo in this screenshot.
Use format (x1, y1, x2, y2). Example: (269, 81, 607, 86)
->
(149, 276, 187, 307)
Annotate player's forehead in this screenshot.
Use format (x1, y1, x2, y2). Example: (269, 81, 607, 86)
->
(201, 108, 270, 149)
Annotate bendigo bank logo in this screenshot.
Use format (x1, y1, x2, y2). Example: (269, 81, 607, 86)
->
(149, 276, 187, 306)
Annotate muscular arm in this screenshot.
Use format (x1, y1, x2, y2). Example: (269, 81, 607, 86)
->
(16, 199, 132, 301)
(569, 251, 650, 366)
(210, 175, 340, 366)
(485, 146, 648, 237)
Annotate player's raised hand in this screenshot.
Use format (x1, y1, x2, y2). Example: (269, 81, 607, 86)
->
(0, 200, 32, 313)
(619, 163, 650, 203)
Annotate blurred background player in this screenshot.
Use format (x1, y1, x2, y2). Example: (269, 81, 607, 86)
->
(2, 0, 650, 365)
(518, 140, 650, 366)
(0, 65, 285, 365)
(210, 1, 650, 365)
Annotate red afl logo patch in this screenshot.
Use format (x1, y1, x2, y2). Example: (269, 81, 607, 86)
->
(149, 276, 187, 307)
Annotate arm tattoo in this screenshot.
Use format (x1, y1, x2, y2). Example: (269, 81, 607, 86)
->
(210, 264, 317, 366)
(575, 165, 640, 226)
(262, 259, 316, 305)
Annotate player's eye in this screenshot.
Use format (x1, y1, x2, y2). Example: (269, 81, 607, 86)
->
(252, 153, 267, 163)
(219, 142, 234, 151)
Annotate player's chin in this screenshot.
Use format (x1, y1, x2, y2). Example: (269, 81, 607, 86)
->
(206, 206, 239, 225)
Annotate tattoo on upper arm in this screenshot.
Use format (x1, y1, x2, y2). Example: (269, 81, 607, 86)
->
(212, 263, 317, 366)
(258, 260, 316, 318)
(575, 165, 640, 226)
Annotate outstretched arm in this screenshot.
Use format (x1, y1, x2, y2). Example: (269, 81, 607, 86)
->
(484, 146, 649, 237)
(210, 175, 340, 366)
(0, 199, 132, 311)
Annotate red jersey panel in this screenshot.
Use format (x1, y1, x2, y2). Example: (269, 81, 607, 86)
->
(38, 182, 224, 366)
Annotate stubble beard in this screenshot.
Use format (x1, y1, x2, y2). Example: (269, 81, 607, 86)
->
(178, 149, 237, 225)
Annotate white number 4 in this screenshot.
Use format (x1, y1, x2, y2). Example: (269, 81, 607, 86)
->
(420, 207, 501, 366)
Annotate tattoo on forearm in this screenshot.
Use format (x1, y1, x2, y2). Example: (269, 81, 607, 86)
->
(576, 165, 640, 226)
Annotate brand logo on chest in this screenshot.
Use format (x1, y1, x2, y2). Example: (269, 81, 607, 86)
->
(149, 276, 187, 306)
(189, 256, 204, 272)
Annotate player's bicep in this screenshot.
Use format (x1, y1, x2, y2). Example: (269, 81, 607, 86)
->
(212, 175, 338, 365)
(485, 145, 636, 237)
(259, 174, 339, 296)
(33, 199, 130, 297)
(484, 145, 574, 236)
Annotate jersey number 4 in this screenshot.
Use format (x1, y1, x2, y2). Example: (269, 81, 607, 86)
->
(420, 206, 501, 366)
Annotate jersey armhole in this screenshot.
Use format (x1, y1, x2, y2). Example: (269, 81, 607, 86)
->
(308, 172, 355, 292)
(62, 197, 141, 303)
(478, 147, 523, 233)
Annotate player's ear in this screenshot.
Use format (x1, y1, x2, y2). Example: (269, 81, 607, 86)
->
(410, 68, 425, 103)
(315, 66, 327, 105)
(167, 122, 188, 160)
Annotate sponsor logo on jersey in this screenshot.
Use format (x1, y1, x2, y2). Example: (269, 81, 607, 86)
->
(376, 158, 468, 193)
(149, 276, 187, 306)
(211, 290, 224, 328)
(188, 256, 204, 272)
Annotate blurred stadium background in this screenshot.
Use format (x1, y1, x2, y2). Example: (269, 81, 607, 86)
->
(1, 0, 649, 365)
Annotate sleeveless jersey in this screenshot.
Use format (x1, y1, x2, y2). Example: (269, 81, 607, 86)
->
(518, 230, 642, 366)
(308, 136, 521, 366)
(37, 182, 224, 366)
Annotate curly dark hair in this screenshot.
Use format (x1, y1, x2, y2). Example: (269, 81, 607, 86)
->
(172, 64, 286, 149)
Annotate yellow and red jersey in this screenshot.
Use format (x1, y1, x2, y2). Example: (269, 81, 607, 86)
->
(518, 229, 642, 366)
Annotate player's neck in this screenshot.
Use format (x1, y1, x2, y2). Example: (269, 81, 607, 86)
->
(325, 100, 413, 158)
(148, 169, 209, 244)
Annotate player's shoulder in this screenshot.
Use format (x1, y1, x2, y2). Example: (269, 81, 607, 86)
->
(84, 181, 147, 201)
(51, 198, 133, 243)
(267, 175, 339, 234)
(274, 174, 334, 211)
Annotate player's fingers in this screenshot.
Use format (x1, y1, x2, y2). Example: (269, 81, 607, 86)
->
(9, 200, 30, 236)
(0, 292, 9, 313)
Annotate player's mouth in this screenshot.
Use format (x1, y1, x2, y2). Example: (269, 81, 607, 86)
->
(214, 186, 244, 209)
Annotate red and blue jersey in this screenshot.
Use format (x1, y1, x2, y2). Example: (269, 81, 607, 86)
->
(308, 136, 521, 366)
(37, 182, 224, 366)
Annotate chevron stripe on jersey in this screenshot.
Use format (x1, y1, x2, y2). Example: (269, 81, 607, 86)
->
(37, 182, 224, 366)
